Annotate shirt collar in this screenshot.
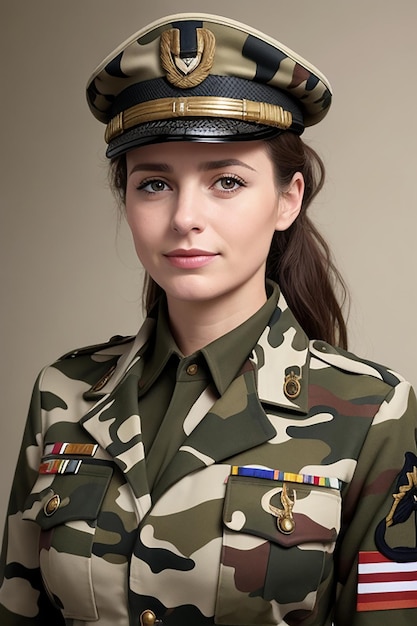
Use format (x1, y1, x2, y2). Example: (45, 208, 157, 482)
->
(202, 282, 279, 394)
(139, 281, 280, 396)
(137, 298, 181, 395)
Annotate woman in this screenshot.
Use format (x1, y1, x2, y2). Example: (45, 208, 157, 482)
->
(1, 12, 416, 626)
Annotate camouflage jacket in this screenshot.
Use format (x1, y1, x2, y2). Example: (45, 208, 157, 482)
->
(1, 289, 417, 626)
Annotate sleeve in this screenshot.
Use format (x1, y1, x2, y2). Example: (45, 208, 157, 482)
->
(0, 369, 65, 625)
(335, 379, 417, 626)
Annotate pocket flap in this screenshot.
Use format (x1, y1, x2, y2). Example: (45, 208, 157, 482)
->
(223, 474, 341, 548)
(22, 463, 113, 530)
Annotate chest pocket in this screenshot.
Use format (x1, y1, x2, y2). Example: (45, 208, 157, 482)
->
(215, 474, 341, 626)
(22, 462, 113, 621)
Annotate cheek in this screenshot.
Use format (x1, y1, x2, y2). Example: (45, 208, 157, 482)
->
(233, 209, 278, 262)
(125, 209, 150, 260)
(125, 211, 166, 275)
(231, 206, 279, 245)
(125, 212, 141, 246)
(125, 200, 153, 240)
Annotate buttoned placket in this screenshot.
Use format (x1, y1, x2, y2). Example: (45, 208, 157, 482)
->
(145, 353, 210, 491)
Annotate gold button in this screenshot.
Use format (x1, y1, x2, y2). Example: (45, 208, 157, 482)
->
(140, 610, 157, 625)
(44, 494, 60, 517)
(278, 515, 296, 534)
(186, 363, 198, 376)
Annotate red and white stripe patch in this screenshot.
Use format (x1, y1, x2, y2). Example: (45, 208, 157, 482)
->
(357, 551, 417, 611)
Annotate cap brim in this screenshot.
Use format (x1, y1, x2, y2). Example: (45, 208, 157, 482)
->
(106, 117, 292, 158)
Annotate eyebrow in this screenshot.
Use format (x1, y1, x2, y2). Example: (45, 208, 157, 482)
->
(128, 163, 172, 176)
(199, 159, 256, 172)
(127, 158, 256, 177)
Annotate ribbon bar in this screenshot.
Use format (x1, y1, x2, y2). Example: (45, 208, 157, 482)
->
(39, 458, 82, 475)
(43, 442, 98, 457)
(231, 465, 341, 490)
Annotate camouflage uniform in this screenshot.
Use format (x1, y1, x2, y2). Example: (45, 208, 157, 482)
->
(1, 283, 416, 625)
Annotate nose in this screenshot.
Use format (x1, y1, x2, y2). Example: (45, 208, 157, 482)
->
(170, 185, 206, 235)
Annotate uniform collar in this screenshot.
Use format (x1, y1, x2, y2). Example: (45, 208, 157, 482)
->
(137, 283, 279, 397)
(202, 282, 279, 395)
(83, 281, 310, 412)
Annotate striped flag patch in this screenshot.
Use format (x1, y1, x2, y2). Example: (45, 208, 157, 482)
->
(357, 551, 417, 611)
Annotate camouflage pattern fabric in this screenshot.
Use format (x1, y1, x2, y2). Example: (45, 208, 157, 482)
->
(0, 288, 416, 625)
(86, 14, 331, 127)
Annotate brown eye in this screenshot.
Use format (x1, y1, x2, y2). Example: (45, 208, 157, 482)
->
(213, 175, 245, 192)
(149, 180, 167, 192)
(221, 177, 238, 190)
(137, 179, 170, 193)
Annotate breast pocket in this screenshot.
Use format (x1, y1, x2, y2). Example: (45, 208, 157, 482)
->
(215, 474, 341, 625)
(22, 462, 113, 621)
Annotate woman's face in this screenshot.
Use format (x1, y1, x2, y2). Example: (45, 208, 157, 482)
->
(125, 140, 303, 310)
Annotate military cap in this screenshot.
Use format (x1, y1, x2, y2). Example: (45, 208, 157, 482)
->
(86, 13, 332, 158)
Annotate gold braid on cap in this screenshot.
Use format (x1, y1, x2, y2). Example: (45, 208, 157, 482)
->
(105, 96, 293, 143)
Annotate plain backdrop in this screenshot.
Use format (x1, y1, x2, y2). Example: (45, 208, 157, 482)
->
(1, 0, 416, 535)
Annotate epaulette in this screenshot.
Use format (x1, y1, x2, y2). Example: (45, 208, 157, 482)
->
(59, 334, 135, 360)
(310, 340, 402, 387)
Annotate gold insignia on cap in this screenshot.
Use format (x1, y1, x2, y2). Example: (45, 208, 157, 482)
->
(269, 484, 296, 534)
(284, 370, 302, 400)
(160, 27, 215, 88)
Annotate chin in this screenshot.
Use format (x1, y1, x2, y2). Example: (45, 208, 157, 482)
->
(161, 278, 227, 304)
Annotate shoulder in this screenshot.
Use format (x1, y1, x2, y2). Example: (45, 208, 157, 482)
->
(37, 318, 156, 400)
(308, 340, 416, 430)
(36, 334, 138, 398)
(58, 334, 136, 360)
(309, 339, 406, 388)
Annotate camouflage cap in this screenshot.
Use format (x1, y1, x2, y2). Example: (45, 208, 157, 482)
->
(86, 13, 332, 158)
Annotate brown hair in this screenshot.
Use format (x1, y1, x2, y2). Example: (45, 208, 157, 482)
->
(109, 133, 348, 349)
(265, 133, 348, 349)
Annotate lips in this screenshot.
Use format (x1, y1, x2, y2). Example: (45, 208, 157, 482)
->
(164, 248, 218, 269)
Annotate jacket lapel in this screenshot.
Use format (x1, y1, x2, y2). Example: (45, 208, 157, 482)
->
(152, 292, 311, 501)
(79, 319, 154, 521)
(253, 289, 310, 412)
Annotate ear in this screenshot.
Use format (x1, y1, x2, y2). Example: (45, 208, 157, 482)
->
(275, 172, 304, 231)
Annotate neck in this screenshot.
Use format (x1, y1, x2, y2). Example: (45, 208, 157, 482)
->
(166, 285, 268, 356)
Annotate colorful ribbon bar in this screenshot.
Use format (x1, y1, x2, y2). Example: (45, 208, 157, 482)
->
(231, 465, 341, 490)
(39, 458, 82, 475)
(43, 442, 98, 457)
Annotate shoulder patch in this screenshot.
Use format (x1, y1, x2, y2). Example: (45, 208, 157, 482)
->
(59, 334, 135, 360)
(375, 451, 417, 563)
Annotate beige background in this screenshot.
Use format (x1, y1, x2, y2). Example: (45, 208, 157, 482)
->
(1, 0, 416, 535)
